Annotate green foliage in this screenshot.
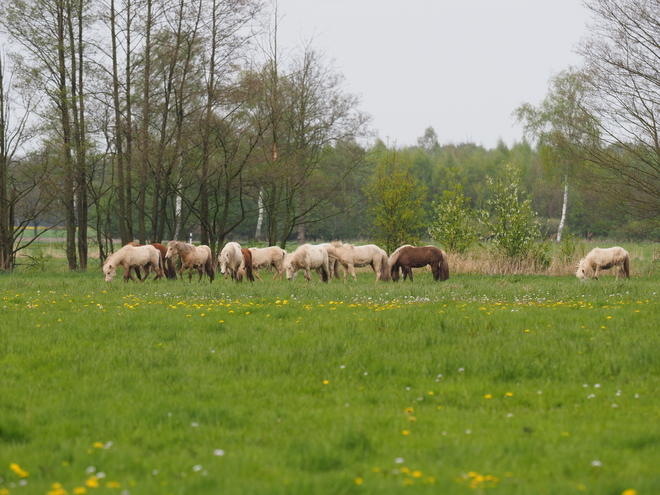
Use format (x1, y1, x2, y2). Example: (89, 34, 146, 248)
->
(364, 147, 427, 253)
(480, 164, 547, 261)
(428, 180, 478, 254)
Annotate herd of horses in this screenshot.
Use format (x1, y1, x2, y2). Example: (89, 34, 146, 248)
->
(102, 240, 631, 283)
(102, 240, 450, 283)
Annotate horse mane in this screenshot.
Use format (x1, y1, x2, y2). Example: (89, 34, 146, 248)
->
(176, 241, 193, 254)
(389, 244, 412, 265)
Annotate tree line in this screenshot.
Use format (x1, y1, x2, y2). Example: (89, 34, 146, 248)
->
(0, 0, 656, 271)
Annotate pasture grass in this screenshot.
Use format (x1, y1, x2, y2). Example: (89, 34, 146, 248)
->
(1, 266, 659, 494)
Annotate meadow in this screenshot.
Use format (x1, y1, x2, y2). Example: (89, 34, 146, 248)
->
(1, 249, 659, 495)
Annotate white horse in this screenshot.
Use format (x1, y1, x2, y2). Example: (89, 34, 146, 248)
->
(321, 241, 389, 282)
(164, 241, 215, 282)
(283, 244, 330, 282)
(218, 242, 243, 281)
(103, 244, 164, 282)
(576, 246, 630, 281)
(248, 246, 287, 281)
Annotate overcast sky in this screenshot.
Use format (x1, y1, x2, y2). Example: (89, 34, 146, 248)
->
(273, 0, 592, 149)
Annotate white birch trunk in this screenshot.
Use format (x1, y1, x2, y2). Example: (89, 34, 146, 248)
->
(255, 187, 264, 239)
(173, 180, 182, 240)
(556, 175, 568, 242)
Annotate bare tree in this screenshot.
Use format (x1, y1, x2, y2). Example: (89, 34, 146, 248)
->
(0, 50, 57, 270)
(577, 0, 660, 233)
(514, 69, 598, 242)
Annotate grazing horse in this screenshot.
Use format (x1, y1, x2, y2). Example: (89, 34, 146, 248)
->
(283, 244, 330, 282)
(321, 241, 389, 282)
(165, 240, 215, 282)
(127, 242, 177, 280)
(248, 246, 287, 281)
(576, 246, 630, 281)
(103, 244, 164, 282)
(389, 245, 450, 282)
(218, 242, 243, 281)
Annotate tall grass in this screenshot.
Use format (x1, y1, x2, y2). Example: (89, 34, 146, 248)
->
(1, 268, 659, 494)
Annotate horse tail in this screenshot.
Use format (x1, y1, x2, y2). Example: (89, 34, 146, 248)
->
(321, 263, 329, 283)
(205, 254, 215, 283)
(157, 250, 165, 279)
(379, 252, 390, 282)
(439, 249, 450, 281)
(623, 252, 631, 278)
(244, 250, 255, 282)
(332, 258, 341, 279)
(166, 257, 177, 280)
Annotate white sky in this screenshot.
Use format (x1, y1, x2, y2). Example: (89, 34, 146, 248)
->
(274, 0, 592, 149)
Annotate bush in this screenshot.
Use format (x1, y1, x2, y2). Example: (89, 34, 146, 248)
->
(428, 184, 478, 254)
(480, 164, 546, 261)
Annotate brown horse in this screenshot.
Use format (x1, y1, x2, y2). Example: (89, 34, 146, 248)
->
(127, 242, 177, 280)
(165, 240, 215, 282)
(389, 245, 449, 282)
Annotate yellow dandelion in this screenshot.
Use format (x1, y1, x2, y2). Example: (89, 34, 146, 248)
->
(354, 477, 363, 485)
(93, 442, 104, 449)
(405, 407, 414, 414)
(622, 490, 637, 495)
(106, 481, 121, 489)
(401, 467, 411, 474)
(412, 470, 423, 478)
(505, 392, 513, 397)
(0, 488, 10, 495)
(86, 476, 99, 488)
(402, 430, 410, 435)
(323, 380, 329, 385)
(73, 488, 87, 494)
(10, 463, 29, 478)
(484, 394, 492, 399)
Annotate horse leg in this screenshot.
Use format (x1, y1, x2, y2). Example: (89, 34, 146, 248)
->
(431, 263, 439, 281)
(253, 269, 264, 282)
(126, 265, 139, 282)
(304, 268, 312, 282)
(349, 264, 357, 282)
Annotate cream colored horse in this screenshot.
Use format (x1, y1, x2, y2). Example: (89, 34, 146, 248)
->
(218, 241, 243, 281)
(103, 244, 164, 282)
(283, 244, 330, 282)
(321, 241, 389, 282)
(165, 241, 214, 282)
(248, 246, 287, 281)
(576, 246, 630, 281)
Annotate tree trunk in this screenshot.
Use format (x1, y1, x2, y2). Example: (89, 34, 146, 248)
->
(556, 175, 568, 242)
(57, 0, 77, 270)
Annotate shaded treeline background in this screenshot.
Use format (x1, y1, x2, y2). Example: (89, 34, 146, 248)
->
(0, 0, 658, 271)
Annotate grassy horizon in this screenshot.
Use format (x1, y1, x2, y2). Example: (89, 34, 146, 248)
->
(1, 270, 658, 494)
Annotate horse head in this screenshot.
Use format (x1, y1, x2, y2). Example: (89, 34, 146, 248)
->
(103, 262, 116, 282)
(283, 255, 297, 280)
(575, 258, 589, 280)
(165, 241, 178, 260)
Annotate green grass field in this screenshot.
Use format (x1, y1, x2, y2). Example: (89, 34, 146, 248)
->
(1, 264, 658, 494)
